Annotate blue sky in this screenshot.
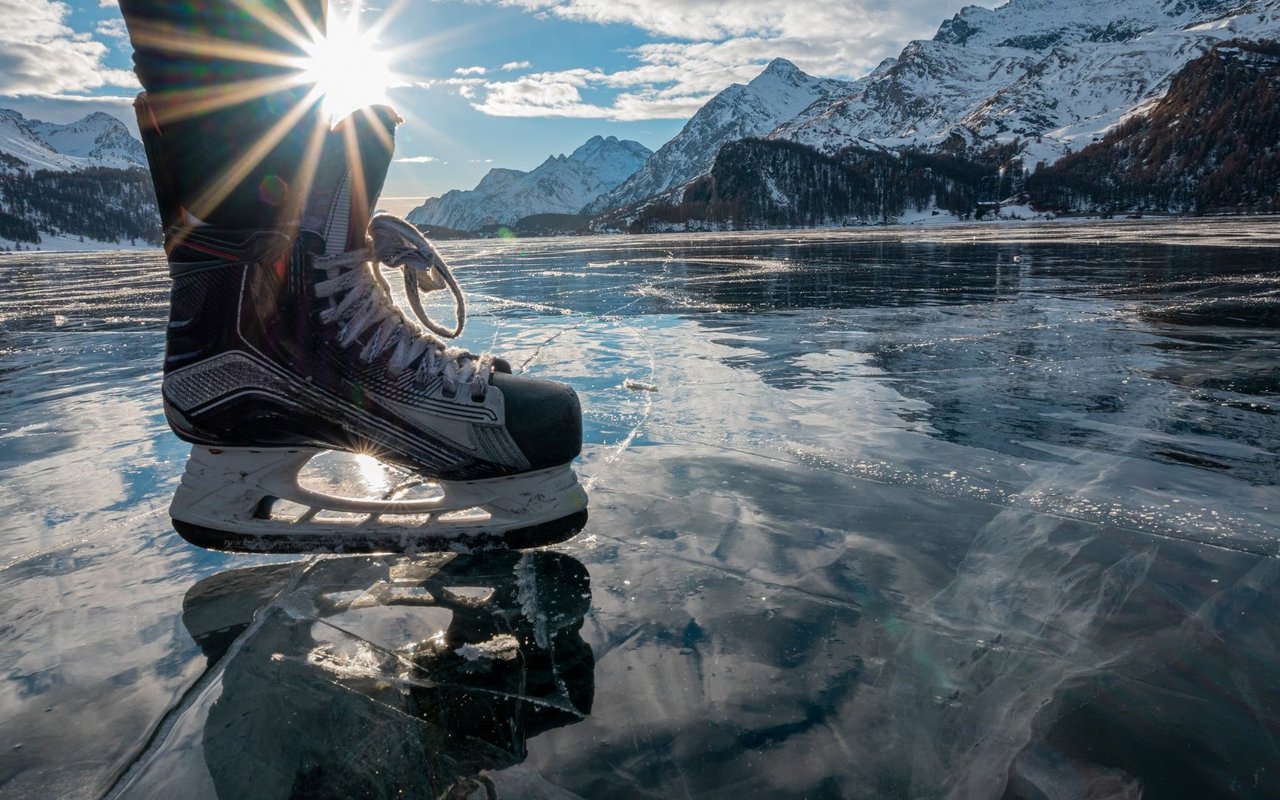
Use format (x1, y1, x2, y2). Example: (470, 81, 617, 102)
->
(1, 0, 996, 215)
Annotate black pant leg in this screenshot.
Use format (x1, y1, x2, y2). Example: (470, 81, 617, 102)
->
(118, 1, 328, 227)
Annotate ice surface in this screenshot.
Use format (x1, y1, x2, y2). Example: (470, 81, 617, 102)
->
(1, 219, 1278, 799)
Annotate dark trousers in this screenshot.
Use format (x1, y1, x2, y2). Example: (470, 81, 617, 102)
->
(118, 1, 328, 228)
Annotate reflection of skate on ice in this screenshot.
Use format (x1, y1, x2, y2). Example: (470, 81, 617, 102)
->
(136, 93, 587, 552)
(162, 552, 595, 799)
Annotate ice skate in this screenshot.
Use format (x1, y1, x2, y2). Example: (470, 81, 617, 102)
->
(137, 94, 587, 553)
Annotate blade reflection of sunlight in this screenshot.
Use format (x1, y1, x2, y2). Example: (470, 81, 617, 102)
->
(354, 453, 392, 494)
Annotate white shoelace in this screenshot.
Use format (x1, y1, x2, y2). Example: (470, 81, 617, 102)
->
(313, 214, 494, 400)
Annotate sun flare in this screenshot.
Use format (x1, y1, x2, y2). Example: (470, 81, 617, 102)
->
(301, 7, 393, 123)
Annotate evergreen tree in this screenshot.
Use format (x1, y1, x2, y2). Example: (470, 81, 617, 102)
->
(0, 167, 161, 246)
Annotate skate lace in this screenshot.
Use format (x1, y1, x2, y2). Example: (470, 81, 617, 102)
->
(313, 214, 494, 400)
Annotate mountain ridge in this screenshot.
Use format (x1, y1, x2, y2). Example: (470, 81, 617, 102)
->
(0, 109, 146, 173)
(1027, 37, 1280, 213)
(605, 35, 1280, 233)
(407, 135, 651, 231)
(587, 58, 856, 213)
(767, 0, 1280, 167)
(0, 108, 158, 249)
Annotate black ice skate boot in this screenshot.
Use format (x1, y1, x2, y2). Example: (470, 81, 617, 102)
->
(137, 94, 587, 553)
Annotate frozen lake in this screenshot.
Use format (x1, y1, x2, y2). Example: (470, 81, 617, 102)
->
(2, 218, 1278, 799)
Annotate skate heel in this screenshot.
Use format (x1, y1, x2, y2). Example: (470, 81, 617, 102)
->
(170, 446, 588, 554)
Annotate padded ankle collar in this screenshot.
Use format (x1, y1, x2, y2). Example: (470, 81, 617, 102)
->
(167, 228, 293, 276)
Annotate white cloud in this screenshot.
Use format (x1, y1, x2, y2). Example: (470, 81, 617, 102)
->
(472, 67, 711, 121)
(416, 75, 487, 101)
(455, 66, 488, 76)
(97, 18, 127, 40)
(396, 155, 442, 163)
(500, 60, 532, 71)
(456, 1, 990, 120)
(493, 0, 977, 48)
(0, 0, 138, 96)
(466, 36, 846, 121)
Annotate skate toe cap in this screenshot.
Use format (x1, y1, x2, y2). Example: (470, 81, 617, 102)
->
(491, 372, 582, 469)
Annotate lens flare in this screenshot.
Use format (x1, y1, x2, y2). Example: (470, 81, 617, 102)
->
(127, 0, 439, 223)
(301, 6, 393, 123)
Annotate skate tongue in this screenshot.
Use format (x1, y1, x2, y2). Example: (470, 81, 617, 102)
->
(301, 105, 401, 255)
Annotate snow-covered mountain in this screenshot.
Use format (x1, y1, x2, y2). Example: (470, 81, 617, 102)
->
(589, 59, 855, 213)
(768, 0, 1280, 167)
(0, 108, 158, 250)
(407, 136, 652, 231)
(1027, 38, 1280, 213)
(0, 109, 146, 173)
(617, 32, 1280, 233)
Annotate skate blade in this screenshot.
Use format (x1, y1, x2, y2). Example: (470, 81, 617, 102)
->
(169, 446, 589, 554)
(171, 508, 588, 554)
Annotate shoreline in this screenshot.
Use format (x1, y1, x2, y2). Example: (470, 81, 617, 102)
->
(8, 212, 1280, 254)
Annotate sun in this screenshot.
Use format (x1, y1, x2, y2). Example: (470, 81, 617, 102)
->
(301, 6, 393, 123)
